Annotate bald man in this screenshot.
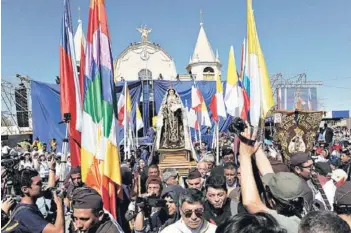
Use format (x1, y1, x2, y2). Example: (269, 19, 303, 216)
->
(197, 160, 209, 179)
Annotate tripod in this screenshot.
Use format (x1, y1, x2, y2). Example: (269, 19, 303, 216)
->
(59, 113, 71, 186)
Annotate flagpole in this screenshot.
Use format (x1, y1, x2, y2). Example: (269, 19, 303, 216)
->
(194, 129, 198, 142)
(136, 123, 139, 148)
(185, 99, 193, 145)
(198, 121, 202, 146)
(211, 126, 216, 149)
(127, 124, 133, 159)
(124, 82, 127, 160)
(216, 122, 220, 165)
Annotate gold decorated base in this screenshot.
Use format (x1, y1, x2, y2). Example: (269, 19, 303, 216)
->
(157, 149, 197, 177)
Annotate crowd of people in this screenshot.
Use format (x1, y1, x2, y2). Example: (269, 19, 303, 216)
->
(1, 122, 351, 233)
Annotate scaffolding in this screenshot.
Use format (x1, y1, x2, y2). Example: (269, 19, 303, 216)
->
(270, 73, 323, 110)
(1, 75, 32, 135)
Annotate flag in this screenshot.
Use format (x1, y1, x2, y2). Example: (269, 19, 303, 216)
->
(74, 18, 86, 103)
(59, 0, 82, 166)
(247, 0, 274, 126)
(191, 86, 203, 112)
(188, 107, 199, 130)
(209, 74, 226, 122)
(240, 39, 250, 120)
(81, 0, 121, 218)
(224, 46, 243, 117)
(242, 38, 250, 97)
(136, 104, 144, 131)
(117, 83, 132, 126)
(117, 92, 125, 125)
(200, 101, 212, 127)
(191, 85, 211, 127)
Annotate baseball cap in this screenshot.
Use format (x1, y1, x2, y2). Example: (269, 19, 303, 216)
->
(290, 152, 310, 166)
(314, 162, 332, 176)
(334, 182, 351, 205)
(262, 172, 306, 202)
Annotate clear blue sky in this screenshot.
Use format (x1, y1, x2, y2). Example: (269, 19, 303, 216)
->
(2, 0, 351, 112)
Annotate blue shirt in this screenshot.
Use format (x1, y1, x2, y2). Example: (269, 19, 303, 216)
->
(13, 203, 49, 233)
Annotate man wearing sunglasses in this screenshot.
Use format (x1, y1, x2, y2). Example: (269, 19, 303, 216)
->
(290, 152, 327, 210)
(160, 189, 216, 233)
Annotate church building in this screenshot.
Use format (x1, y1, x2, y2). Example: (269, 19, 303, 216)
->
(111, 21, 221, 81)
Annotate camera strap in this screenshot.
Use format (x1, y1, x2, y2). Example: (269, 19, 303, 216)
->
(238, 134, 256, 146)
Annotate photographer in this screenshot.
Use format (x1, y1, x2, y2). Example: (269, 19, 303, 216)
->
(239, 123, 306, 233)
(9, 169, 64, 233)
(133, 184, 184, 233)
(134, 177, 163, 233)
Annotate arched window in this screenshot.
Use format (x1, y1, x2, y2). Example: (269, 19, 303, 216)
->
(138, 69, 152, 80)
(203, 67, 214, 73)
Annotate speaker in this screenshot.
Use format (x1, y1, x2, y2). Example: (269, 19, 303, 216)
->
(15, 87, 29, 127)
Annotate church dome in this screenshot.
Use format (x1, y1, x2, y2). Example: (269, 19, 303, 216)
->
(114, 26, 177, 81)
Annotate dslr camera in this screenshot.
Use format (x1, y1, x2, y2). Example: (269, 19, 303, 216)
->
(228, 117, 247, 136)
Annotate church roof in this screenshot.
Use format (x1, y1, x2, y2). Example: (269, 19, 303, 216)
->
(115, 41, 174, 62)
(190, 23, 216, 64)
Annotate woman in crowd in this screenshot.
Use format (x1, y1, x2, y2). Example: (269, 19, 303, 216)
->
(19, 152, 34, 170)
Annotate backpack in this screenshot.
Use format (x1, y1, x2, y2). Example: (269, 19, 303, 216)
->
(1, 206, 30, 233)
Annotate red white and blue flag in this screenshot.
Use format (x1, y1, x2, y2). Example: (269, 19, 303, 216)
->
(240, 39, 250, 120)
(59, 0, 82, 166)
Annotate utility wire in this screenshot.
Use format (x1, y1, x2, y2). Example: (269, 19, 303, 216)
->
(323, 84, 351, 90)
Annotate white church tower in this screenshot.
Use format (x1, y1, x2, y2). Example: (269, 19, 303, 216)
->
(186, 11, 221, 81)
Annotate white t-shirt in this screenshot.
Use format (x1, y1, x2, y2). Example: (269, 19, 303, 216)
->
(39, 162, 50, 178)
(19, 161, 34, 170)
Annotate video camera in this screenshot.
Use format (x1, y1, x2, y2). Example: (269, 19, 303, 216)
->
(43, 187, 68, 199)
(125, 196, 166, 221)
(1, 157, 22, 170)
(136, 196, 167, 209)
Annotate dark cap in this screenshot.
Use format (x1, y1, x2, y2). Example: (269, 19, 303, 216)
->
(262, 172, 306, 202)
(314, 162, 332, 176)
(146, 176, 162, 187)
(290, 152, 310, 166)
(187, 168, 202, 180)
(72, 187, 103, 209)
(335, 182, 351, 205)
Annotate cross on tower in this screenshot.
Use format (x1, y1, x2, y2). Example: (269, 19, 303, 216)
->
(78, 6, 81, 21)
(200, 10, 203, 26)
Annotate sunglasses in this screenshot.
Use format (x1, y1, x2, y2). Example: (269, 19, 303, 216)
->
(182, 208, 204, 218)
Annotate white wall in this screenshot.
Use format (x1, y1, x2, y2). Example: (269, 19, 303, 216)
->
(188, 63, 221, 81)
(114, 45, 177, 81)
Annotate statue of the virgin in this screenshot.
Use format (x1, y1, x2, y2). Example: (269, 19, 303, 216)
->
(155, 88, 192, 151)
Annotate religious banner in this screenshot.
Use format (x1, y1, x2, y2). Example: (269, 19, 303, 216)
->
(273, 110, 324, 163)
